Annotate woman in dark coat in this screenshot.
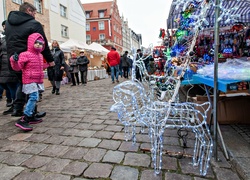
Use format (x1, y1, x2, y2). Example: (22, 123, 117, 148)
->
(68, 52, 80, 86)
(47, 40, 65, 95)
(121, 51, 130, 79)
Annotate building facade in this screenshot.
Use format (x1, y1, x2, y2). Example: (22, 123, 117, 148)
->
(131, 30, 142, 54)
(3, 0, 51, 41)
(2, 0, 86, 45)
(83, 0, 123, 53)
(121, 15, 131, 54)
(45, 0, 86, 44)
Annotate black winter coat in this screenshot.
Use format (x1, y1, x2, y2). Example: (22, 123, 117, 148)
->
(5, 11, 54, 82)
(0, 34, 19, 83)
(47, 48, 65, 81)
(121, 54, 130, 68)
(5, 11, 54, 63)
(76, 56, 89, 71)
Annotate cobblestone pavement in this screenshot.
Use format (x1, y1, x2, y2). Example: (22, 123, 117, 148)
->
(0, 78, 245, 180)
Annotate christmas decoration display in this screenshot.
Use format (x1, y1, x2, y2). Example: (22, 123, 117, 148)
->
(111, 54, 213, 176)
(159, 28, 166, 39)
(110, 0, 245, 177)
(197, 58, 250, 80)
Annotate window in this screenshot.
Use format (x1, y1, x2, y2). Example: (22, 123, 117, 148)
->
(99, 11, 104, 18)
(60, 4, 67, 17)
(12, 0, 22, 4)
(86, 13, 90, 18)
(86, 23, 90, 31)
(34, 0, 42, 14)
(61, 25, 68, 37)
(86, 35, 91, 41)
(99, 34, 105, 40)
(98, 21, 104, 30)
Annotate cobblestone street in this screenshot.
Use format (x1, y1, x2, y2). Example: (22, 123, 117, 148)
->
(0, 78, 247, 180)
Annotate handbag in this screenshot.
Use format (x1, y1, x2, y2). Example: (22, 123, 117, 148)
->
(68, 66, 74, 72)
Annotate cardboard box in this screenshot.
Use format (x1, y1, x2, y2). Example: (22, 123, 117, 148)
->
(193, 96, 250, 125)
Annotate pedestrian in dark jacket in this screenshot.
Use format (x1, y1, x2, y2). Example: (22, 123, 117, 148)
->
(136, 49, 143, 82)
(0, 20, 19, 115)
(47, 40, 65, 95)
(68, 52, 80, 86)
(119, 54, 123, 78)
(76, 50, 89, 86)
(121, 51, 130, 79)
(5, 2, 55, 117)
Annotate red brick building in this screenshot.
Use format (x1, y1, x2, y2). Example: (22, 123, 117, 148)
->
(82, 0, 123, 53)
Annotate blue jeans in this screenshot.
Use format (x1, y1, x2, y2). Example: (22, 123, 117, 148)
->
(24, 91, 39, 117)
(110, 65, 119, 82)
(0, 83, 18, 100)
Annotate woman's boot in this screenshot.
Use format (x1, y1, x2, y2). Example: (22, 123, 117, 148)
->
(56, 88, 60, 95)
(52, 86, 56, 94)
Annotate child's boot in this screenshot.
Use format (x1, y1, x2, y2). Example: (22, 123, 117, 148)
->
(15, 115, 33, 131)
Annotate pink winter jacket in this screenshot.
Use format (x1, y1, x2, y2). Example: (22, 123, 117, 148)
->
(10, 33, 49, 84)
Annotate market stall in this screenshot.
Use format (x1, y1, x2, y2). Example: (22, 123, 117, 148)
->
(166, 0, 250, 161)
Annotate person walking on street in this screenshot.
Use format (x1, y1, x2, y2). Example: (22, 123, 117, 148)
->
(10, 33, 49, 131)
(47, 40, 65, 95)
(76, 50, 89, 86)
(107, 46, 120, 83)
(119, 54, 123, 78)
(121, 51, 130, 79)
(135, 49, 143, 82)
(0, 20, 19, 115)
(5, 2, 55, 117)
(68, 52, 80, 86)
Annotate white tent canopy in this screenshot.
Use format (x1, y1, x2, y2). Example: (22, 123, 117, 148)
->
(60, 39, 95, 52)
(88, 42, 110, 55)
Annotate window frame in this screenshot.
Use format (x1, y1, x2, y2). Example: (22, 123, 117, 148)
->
(61, 25, 68, 37)
(86, 13, 90, 18)
(98, 21, 105, 30)
(86, 23, 90, 31)
(99, 11, 104, 18)
(99, 34, 105, 40)
(12, 0, 22, 5)
(60, 4, 67, 18)
(86, 35, 91, 41)
(34, 0, 42, 14)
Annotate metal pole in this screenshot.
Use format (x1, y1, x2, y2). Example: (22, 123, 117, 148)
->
(213, 0, 220, 161)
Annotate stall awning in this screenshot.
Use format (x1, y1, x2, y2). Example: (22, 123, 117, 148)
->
(167, 0, 250, 29)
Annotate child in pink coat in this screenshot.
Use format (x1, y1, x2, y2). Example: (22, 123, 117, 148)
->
(10, 33, 49, 131)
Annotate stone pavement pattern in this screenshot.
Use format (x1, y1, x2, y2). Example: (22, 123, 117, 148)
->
(0, 78, 244, 180)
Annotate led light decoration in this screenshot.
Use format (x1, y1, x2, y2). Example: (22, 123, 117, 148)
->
(111, 0, 243, 176)
(111, 55, 213, 176)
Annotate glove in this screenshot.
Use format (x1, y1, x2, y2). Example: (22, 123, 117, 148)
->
(13, 52, 19, 61)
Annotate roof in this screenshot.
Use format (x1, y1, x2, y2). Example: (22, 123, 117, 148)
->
(167, 0, 250, 29)
(88, 42, 110, 55)
(82, 1, 112, 19)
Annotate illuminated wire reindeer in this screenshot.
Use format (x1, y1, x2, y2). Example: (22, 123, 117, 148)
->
(111, 75, 213, 176)
(111, 0, 214, 176)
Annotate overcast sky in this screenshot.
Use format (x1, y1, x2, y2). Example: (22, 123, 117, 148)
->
(81, 0, 173, 47)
